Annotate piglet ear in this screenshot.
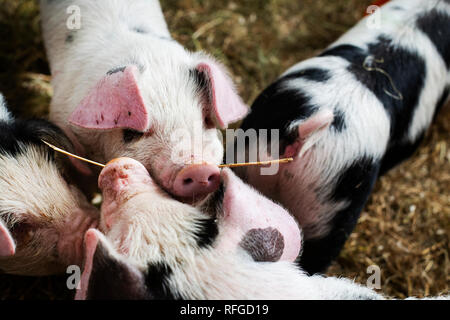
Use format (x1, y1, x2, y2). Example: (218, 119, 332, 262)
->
(219, 169, 301, 262)
(75, 229, 149, 300)
(196, 61, 248, 128)
(0, 219, 15, 257)
(284, 109, 334, 158)
(69, 66, 149, 132)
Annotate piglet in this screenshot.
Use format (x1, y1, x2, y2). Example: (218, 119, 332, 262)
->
(73, 157, 389, 300)
(0, 94, 98, 276)
(40, 0, 248, 202)
(229, 0, 450, 274)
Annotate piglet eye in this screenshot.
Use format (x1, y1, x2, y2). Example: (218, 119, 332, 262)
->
(123, 129, 144, 143)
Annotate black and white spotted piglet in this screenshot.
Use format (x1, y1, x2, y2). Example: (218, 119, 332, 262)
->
(231, 0, 450, 274)
(75, 157, 383, 300)
(0, 94, 98, 276)
(74, 158, 448, 299)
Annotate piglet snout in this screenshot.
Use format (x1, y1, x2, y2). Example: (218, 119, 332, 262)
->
(172, 164, 220, 199)
(98, 157, 154, 198)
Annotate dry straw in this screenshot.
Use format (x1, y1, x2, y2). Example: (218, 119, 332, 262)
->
(41, 140, 293, 169)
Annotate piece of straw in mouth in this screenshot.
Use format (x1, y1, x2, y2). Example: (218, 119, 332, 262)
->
(219, 158, 293, 168)
(41, 140, 293, 168)
(41, 140, 106, 168)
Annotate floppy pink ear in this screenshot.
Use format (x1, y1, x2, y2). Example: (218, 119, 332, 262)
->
(196, 61, 248, 128)
(69, 66, 149, 132)
(0, 220, 15, 257)
(283, 109, 334, 158)
(75, 229, 148, 300)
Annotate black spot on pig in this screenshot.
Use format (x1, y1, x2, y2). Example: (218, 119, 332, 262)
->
(239, 227, 285, 262)
(130, 27, 173, 41)
(132, 27, 148, 34)
(65, 33, 75, 44)
(106, 66, 126, 75)
(87, 243, 150, 300)
(145, 262, 177, 300)
(190, 68, 210, 103)
(322, 37, 426, 156)
(379, 133, 424, 175)
(299, 157, 380, 274)
(283, 68, 331, 82)
(236, 67, 335, 147)
(417, 9, 450, 68)
(193, 217, 218, 248)
(240, 78, 319, 150)
(330, 157, 378, 203)
(0, 119, 71, 159)
(121, 59, 146, 73)
(320, 44, 365, 62)
(190, 68, 206, 87)
(331, 109, 346, 132)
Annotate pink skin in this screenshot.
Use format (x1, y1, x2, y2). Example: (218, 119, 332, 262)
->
(219, 169, 302, 262)
(69, 66, 149, 132)
(284, 109, 334, 158)
(98, 158, 161, 232)
(0, 220, 15, 257)
(172, 164, 221, 200)
(196, 61, 248, 128)
(74, 228, 101, 300)
(57, 210, 98, 267)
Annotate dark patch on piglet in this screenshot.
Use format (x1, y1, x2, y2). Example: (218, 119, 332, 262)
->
(193, 217, 219, 248)
(239, 227, 285, 262)
(106, 66, 126, 75)
(417, 9, 450, 68)
(87, 240, 150, 300)
(145, 262, 177, 300)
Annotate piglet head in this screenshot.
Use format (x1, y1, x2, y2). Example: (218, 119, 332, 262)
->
(68, 57, 247, 203)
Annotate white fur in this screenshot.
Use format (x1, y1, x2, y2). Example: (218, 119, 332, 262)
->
(0, 143, 98, 275)
(0, 94, 13, 123)
(97, 172, 383, 300)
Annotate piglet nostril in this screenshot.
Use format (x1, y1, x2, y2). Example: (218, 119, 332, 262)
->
(173, 164, 221, 198)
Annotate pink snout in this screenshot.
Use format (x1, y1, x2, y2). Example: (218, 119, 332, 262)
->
(172, 164, 221, 200)
(98, 157, 154, 199)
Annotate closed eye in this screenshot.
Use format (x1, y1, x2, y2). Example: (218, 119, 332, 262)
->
(123, 129, 144, 143)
